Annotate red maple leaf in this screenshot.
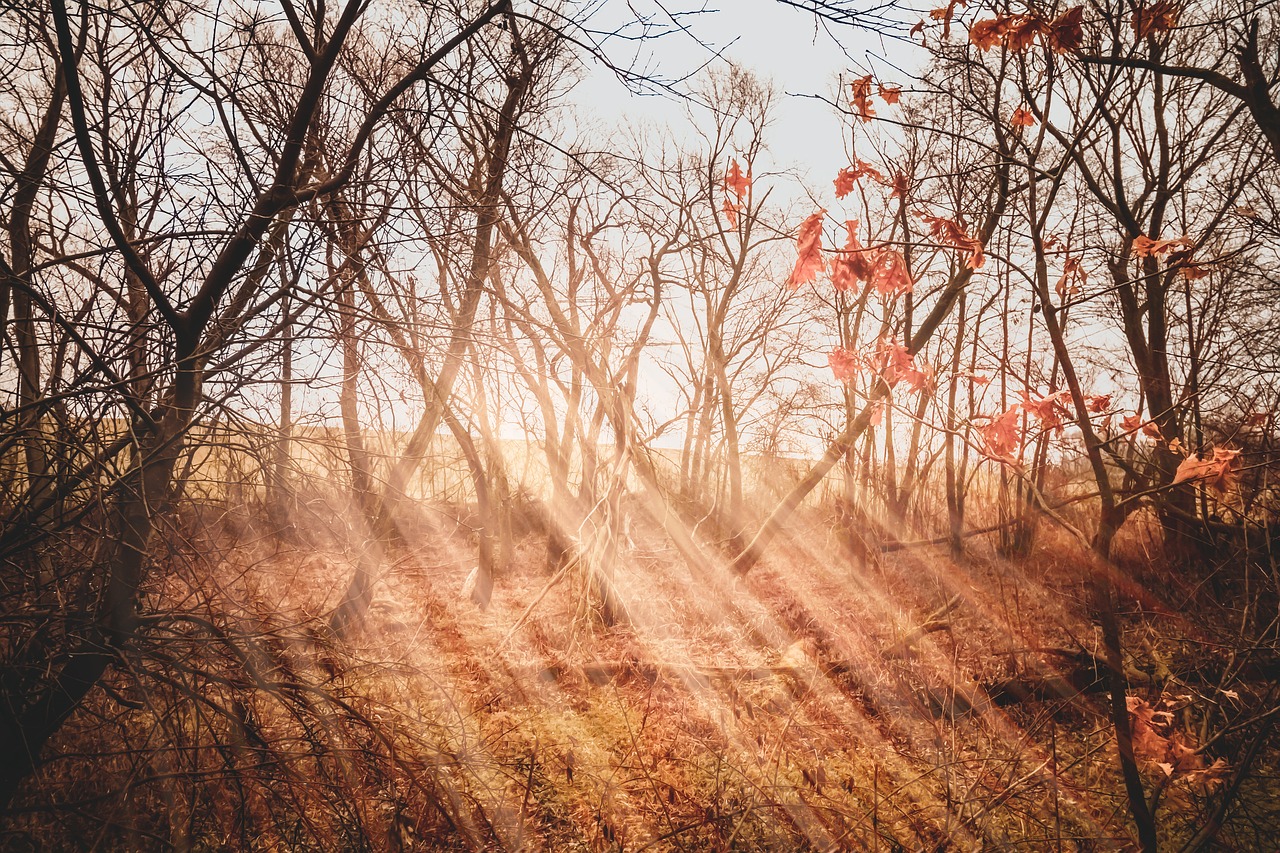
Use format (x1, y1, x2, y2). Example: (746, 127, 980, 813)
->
(786, 210, 827, 289)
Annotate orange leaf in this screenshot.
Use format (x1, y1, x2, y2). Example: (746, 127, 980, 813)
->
(981, 404, 1023, 463)
(828, 346, 860, 381)
(870, 337, 931, 392)
(1046, 6, 1084, 52)
(1133, 0, 1179, 38)
(890, 172, 909, 200)
(878, 83, 902, 105)
(1086, 394, 1111, 413)
(969, 17, 1009, 50)
(1021, 389, 1073, 433)
(929, 0, 967, 39)
(721, 196, 739, 228)
(868, 249, 914, 299)
(834, 168, 857, 200)
(1122, 413, 1162, 440)
(1056, 255, 1085, 298)
(921, 213, 985, 269)
(786, 210, 826, 289)
(1174, 446, 1240, 493)
(1005, 15, 1043, 50)
(1133, 234, 1188, 257)
(724, 159, 750, 200)
(834, 160, 886, 199)
(850, 75, 876, 122)
(831, 220, 874, 292)
(1011, 107, 1036, 128)
(1168, 249, 1211, 279)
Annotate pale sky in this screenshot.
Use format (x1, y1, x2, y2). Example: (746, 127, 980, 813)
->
(566, 1, 904, 190)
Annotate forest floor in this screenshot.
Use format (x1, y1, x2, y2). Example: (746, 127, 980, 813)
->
(173, 500, 1271, 851)
(9, 502, 1276, 851)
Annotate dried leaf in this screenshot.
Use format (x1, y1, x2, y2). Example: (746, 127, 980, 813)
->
(1133, 234, 1188, 257)
(724, 159, 750, 200)
(929, 0, 967, 39)
(1133, 0, 1179, 38)
(831, 220, 874, 292)
(1046, 6, 1085, 51)
(786, 210, 827, 289)
(1056, 255, 1085, 298)
(1021, 389, 1073, 434)
(921, 213, 985, 269)
(721, 196, 738, 228)
(828, 347, 860, 381)
(1005, 15, 1042, 50)
(868, 248, 914, 299)
(1011, 106, 1036, 128)
(981, 404, 1023, 463)
(890, 171, 910, 200)
(834, 160, 885, 199)
(870, 337, 931, 392)
(850, 75, 876, 122)
(1173, 446, 1240, 493)
(969, 16, 1009, 50)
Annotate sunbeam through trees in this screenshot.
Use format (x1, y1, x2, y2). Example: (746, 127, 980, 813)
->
(1, 0, 1279, 850)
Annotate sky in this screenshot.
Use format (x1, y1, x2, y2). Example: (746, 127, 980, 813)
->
(565, 1, 901, 189)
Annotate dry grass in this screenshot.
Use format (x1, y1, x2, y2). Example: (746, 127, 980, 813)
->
(4, 485, 1278, 852)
